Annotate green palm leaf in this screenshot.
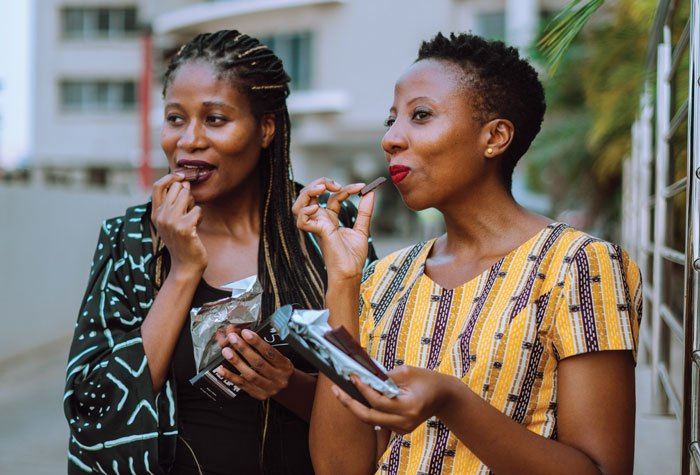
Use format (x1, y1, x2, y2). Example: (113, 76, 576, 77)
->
(538, 0, 605, 75)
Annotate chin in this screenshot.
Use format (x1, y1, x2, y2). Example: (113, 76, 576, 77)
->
(399, 191, 433, 212)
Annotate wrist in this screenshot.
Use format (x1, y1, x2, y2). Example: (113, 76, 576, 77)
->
(167, 264, 205, 285)
(434, 374, 466, 424)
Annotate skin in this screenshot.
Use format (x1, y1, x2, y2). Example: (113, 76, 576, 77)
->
(140, 60, 315, 421)
(294, 59, 635, 473)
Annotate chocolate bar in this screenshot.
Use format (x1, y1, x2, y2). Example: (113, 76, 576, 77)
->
(173, 167, 200, 182)
(359, 177, 387, 196)
(323, 326, 389, 381)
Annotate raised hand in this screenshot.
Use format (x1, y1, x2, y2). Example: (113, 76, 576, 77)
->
(292, 177, 375, 281)
(151, 172, 207, 278)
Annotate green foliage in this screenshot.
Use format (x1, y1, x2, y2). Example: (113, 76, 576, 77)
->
(529, 0, 656, 238)
(538, 0, 605, 75)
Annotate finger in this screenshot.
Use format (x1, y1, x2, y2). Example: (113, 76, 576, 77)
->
(296, 204, 325, 233)
(171, 181, 192, 215)
(293, 178, 341, 214)
(221, 344, 271, 388)
(226, 333, 277, 382)
(353, 191, 376, 236)
(163, 180, 185, 208)
(215, 364, 246, 388)
(181, 205, 203, 232)
(152, 173, 184, 209)
(325, 183, 365, 215)
(293, 184, 326, 215)
(240, 329, 291, 368)
(350, 374, 397, 412)
(332, 384, 402, 428)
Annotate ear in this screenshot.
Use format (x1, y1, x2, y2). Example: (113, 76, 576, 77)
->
(260, 113, 276, 149)
(481, 118, 514, 158)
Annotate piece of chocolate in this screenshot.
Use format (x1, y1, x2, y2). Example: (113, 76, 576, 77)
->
(174, 167, 200, 182)
(359, 176, 387, 196)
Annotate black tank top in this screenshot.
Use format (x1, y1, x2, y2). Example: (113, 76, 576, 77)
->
(170, 279, 314, 475)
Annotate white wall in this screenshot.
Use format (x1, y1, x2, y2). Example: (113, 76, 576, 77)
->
(0, 184, 147, 362)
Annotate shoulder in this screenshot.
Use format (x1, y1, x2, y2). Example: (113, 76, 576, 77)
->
(536, 224, 634, 273)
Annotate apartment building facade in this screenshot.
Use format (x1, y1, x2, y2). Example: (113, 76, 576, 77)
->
(31, 0, 564, 215)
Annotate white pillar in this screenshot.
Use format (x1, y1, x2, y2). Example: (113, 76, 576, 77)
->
(505, 0, 539, 50)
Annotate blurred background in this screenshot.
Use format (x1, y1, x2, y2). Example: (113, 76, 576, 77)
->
(0, 0, 697, 473)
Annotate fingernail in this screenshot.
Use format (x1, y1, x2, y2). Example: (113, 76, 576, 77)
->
(214, 366, 224, 376)
(242, 329, 254, 340)
(222, 347, 233, 359)
(229, 333, 238, 344)
(332, 386, 340, 397)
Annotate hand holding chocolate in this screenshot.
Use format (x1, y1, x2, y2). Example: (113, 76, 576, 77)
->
(269, 305, 400, 405)
(189, 276, 264, 401)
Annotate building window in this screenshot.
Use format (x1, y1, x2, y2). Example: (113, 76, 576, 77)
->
(61, 7, 139, 40)
(259, 32, 312, 91)
(60, 80, 137, 112)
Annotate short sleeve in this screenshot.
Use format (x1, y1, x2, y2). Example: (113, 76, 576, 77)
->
(552, 241, 642, 362)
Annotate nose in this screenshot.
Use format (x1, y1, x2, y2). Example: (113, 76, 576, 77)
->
(177, 119, 207, 151)
(381, 121, 407, 159)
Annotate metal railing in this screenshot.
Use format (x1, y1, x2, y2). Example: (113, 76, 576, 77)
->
(623, 0, 700, 473)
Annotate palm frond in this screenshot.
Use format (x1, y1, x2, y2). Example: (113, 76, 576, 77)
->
(537, 0, 605, 75)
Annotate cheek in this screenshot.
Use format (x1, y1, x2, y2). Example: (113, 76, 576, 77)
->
(160, 128, 176, 155)
(217, 128, 262, 157)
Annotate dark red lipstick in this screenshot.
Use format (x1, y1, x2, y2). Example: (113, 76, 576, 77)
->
(389, 165, 410, 184)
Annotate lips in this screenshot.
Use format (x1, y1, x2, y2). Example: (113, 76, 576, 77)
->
(389, 165, 411, 184)
(175, 160, 216, 184)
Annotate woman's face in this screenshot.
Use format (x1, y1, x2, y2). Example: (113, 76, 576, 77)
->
(160, 61, 274, 204)
(381, 59, 489, 211)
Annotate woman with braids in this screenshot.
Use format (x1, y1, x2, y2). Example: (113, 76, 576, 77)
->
(64, 29, 375, 474)
(295, 32, 640, 474)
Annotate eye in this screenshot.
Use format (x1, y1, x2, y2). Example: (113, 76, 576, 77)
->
(206, 115, 228, 125)
(412, 108, 431, 121)
(166, 113, 184, 125)
(384, 116, 396, 128)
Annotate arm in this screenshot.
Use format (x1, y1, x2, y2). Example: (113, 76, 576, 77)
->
(65, 210, 181, 473)
(336, 350, 635, 475)
(293, 178, 383, 474)
(142, 174, 206, 393)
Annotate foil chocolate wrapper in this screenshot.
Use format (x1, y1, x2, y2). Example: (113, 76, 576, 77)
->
(269, 305, 400, 404)
(190, 275, 262, 372)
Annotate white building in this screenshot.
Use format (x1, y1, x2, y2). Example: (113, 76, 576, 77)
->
(30, 0, 565, 221)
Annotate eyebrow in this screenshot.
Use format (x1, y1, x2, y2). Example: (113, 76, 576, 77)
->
(389, 96, 434, 113)
(164, 101, 236, 111)
(202, 101, 236, 111)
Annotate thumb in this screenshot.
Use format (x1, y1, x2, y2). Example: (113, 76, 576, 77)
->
(353, 192, 375, 235)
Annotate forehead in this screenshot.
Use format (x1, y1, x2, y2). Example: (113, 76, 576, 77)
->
(165, 61, 250, 107)
(393, 59, 467, 103)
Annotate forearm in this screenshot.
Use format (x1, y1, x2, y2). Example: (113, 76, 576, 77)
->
(324, 277, 362, 338)
(272, 369, 316, 421)
(141, 270, 200, 393)
(310, 374, 380, 474)
(437, 377, 601, 475)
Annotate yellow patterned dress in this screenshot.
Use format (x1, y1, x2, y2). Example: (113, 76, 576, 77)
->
(359, 223, 641, 475)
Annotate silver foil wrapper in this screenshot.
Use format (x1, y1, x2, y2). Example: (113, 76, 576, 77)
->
(190, 275, 262, 372)
(288, 309, 400, 398)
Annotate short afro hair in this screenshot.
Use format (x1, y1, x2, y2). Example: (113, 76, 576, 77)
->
(417, 32, 546, 192)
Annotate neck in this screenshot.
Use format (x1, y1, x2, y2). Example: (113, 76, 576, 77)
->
(434, 176, 551, 260)
(199, 175, 263, 239)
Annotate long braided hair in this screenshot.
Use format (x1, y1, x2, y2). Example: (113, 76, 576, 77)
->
(161, 30, 325, 317)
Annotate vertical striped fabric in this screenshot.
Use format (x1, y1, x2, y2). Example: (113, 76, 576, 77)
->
(359, 224, 642, 475)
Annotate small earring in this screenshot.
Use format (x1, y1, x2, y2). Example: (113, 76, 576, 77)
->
(487, 148, 493, 155)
